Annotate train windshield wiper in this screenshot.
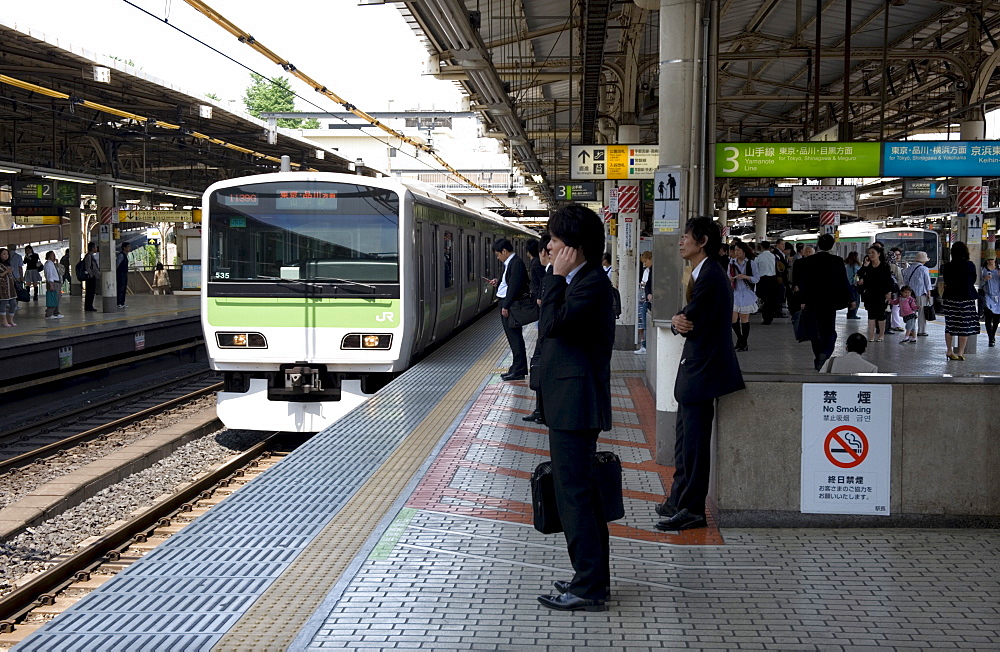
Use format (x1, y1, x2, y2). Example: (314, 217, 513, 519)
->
(256, 275, 377, 292)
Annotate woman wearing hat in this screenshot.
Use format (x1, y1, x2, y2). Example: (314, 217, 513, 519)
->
(982, 248, 999, 347)
(903, 251, 934, 336)
(940, 241, 980, 360)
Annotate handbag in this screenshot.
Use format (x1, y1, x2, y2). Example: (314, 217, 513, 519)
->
(508, 295, 538, 328)
(45, 289, 59, 308)
(923, 304, 936, 322)
(791, 308, 818, 342)
(530, 452, 625, 534)
(16, 286, 30, 302)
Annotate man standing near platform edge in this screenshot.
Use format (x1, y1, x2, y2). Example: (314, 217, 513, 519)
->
(535, 204, 615, 612)
(489, 238, 528, 381)
(656, 216, 745, 532)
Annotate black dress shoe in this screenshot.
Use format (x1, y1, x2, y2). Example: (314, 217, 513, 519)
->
(537, 592, 607, 612)
(553, 580, 611, 597)
(522, 411, 542, 422)
(501, 373, 526, 381)
(655, 500, 677, 518)
(84, 308, 97, 312)
(654, 508, 707, 532)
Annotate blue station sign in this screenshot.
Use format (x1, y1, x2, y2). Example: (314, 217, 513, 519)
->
(882, 141, 1000, 177)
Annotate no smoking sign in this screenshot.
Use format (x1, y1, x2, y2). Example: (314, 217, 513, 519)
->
(824, 426, 868, 468)
(801, 384, 891, 515)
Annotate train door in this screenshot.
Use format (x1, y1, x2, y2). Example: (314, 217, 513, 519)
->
(419, 222, 438, 347)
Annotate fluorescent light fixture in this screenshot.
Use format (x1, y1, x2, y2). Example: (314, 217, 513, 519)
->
(0, 166, 19, 174)
(113, 184, 153, 192)
(163, 191, 200, 199)
(38, 173, 95, 184)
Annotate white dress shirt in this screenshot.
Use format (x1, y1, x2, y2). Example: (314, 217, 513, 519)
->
(497, 254, 514, 298)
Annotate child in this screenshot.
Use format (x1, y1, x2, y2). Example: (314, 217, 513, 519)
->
(892, 285, 919, 343)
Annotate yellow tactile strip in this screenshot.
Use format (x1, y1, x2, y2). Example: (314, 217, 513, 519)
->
(214, 336, 508, 651)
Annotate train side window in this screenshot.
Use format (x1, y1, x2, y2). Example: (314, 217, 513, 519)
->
(484, 237, 492, 278)
(443, 230, 454, 290)
(466, 235, 476, 282)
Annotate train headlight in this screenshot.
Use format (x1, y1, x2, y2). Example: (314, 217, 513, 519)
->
(217, 332, 267, 348)
(341, 333, 393, 350)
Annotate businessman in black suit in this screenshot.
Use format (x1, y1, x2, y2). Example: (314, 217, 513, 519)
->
(524, 235, 550, 423)
(536, 205, 615, 613)
(794, 233, 852, 370)
(490, 238, 529, 381)
(656, 216, 745, 531)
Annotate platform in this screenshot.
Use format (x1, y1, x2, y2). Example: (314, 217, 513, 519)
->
(12, 310, 999, 651)
(0, 292, 201, 388)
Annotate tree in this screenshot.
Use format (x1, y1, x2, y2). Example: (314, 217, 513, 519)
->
(205, 92, 221, 101)
(242, 74, 315, 128)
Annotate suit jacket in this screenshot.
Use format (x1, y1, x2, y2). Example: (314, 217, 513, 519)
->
(499, 253, 528, 310)
(796, 251, 851, 311)
(675, 257, 745, 404)
(538, 262, 615, 431)
(84, 252, 100, 279)
(529, 256, 545, 298)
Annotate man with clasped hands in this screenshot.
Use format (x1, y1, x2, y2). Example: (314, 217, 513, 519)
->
(656, 216, 745, 532)
(535, 204, 616, 613)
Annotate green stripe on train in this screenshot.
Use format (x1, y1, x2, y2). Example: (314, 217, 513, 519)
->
(207, 298, 401, 328)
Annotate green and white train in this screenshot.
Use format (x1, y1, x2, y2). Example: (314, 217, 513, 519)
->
(201, 172, 536, 432)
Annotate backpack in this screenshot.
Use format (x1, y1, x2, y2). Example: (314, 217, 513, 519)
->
(75, 258, 90, 282)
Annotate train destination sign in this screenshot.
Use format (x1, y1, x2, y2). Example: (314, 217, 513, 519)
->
(882, 141, 1000, 177)
(716, 142, 881, 178)
(792, 185, 857, 211)
(570, 145, 660, 180)
(738, 186, 793, 208)
(555, 182, 597, 201)
(903, 179, 948, 199)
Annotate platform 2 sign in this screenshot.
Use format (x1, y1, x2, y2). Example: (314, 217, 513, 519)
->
(800, 384, 891, 515)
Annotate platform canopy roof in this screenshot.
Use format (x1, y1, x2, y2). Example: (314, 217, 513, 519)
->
(0, 21, 358, 199)
(396, 0, 1000, 208)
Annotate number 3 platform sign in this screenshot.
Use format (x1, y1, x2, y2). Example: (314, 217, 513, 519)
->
(800, 384, 892, 515)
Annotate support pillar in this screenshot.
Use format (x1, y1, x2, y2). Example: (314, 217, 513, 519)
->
(67, 205, 83, 296)
(615, 124, 641, 349)
(652, 0, 706, 465)
(755, 207, 767, 243)
(96, 183, 118, 313)
(957, 118, 986, 354)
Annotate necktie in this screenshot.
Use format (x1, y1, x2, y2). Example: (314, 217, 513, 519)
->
(685, 275, 694, 304)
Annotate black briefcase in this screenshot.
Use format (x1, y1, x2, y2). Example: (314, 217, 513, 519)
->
(530, 452, 625, 534)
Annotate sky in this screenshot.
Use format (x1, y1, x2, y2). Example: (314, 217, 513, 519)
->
(3, 0, 465, 114)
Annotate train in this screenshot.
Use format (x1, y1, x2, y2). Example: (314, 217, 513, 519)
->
(782, 224, 941, 282)
(201, 172, 536, 432)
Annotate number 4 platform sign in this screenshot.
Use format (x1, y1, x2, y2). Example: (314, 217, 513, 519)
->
(800, 384, 891, 515)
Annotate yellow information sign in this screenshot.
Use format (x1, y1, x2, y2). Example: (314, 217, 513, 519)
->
(119, 209, 202, 222)
(14, 215, 62, 225)
(607, 145, 629, 180)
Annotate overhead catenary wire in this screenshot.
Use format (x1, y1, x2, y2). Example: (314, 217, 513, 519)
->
(179, 0, 523, 216)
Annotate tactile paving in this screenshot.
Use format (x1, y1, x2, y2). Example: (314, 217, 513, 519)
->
(14, 313, 509, 652)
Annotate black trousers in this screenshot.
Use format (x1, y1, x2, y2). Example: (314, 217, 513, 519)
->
(810, 307, 838, 361)
(116, 275, 127, 306)
(501, 312, 527, 375)
(985, 308, 999, 342)
(758, 276, 780, 322)
(548, 428, 609, 600)
(667, 399, 715, 517)
(84, 278, 97, 310)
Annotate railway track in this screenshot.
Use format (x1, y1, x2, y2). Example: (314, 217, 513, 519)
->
(0, 434, 289, 646)
(0, 370, 222, 469)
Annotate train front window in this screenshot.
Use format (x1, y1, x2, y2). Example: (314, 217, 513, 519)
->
(208, 181, 399, 283)
(878, 232, 938, 268)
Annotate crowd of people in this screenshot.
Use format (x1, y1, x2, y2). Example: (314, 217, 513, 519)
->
(704, 235, 998, 367)
(0, 241, 171, 327)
